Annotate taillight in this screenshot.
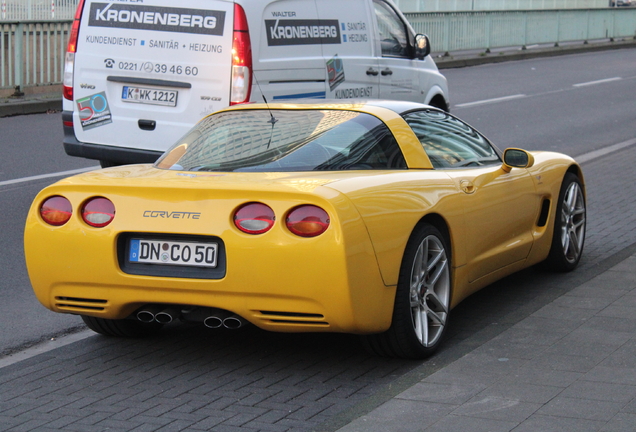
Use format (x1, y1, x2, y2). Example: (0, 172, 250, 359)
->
(81, 197, 115, 227)
(63, 0, 86, 101)
(230, 3, 252, 105)
(234, 203, 275, 234)
(286, 206, 330, 237)
(40, 196, 73, 226)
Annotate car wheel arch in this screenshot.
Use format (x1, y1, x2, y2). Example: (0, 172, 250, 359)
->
(361, 216, 453, 358)
(412, 213, 452, 264)
(427, 94, 449, 112)
(566, 164, 585, 189)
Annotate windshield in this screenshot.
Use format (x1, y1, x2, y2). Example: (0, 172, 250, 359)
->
(155, 109, 406, 172)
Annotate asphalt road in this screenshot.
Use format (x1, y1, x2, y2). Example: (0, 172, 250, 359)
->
(0, 115, 97, 355)
(0, 47, 635, 361)
(443, 48, 636, 157)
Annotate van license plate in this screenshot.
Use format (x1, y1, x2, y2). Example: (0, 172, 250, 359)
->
(122, 86, 178, 107)
(129, 239, 217, 268)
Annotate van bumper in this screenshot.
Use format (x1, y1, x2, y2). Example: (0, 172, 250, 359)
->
(62, 111, 163, 165)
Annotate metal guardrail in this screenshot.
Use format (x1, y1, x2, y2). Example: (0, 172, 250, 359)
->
(1, 20, 70, 92)
(1, 9, 636, 93)
(407, 9, 636, 53)
(1, 0, 77, 21)
(396, 0, 613, 12)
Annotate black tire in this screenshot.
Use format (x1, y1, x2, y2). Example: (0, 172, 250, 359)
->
(362, 224, 451, 359)
(544, 172, 586, 272)
(81, 315, 163, 337)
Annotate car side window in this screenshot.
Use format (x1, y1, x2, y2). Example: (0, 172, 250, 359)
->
(373, 0, 410, 58)
(402, 110, 501, 169)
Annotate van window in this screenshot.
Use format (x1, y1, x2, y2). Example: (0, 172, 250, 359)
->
(373, 0, 410, 58)
(402, 110, 501, 169)
(156, 110, 406, 172)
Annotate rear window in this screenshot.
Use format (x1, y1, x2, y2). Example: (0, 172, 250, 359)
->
(155, 109, 406, 172)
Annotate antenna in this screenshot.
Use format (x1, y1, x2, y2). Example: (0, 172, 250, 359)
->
(252, 72, 277, 125)
(252, 72, 277, 149)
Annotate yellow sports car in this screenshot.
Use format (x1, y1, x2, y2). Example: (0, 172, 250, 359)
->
(25, 101, 586, 359)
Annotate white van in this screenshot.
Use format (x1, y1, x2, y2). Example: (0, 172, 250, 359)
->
(62, 0, 450, 167)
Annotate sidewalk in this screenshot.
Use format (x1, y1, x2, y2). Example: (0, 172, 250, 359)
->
(0, 93, 61, 118)
(332, 247, 636, 432)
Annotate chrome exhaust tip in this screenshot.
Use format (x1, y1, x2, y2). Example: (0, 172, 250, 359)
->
(223, 315, 247, 329)
(137, 310, 155, 323)
(154, 306, 180, 324)
(136, 305, 163, 323)
(203, 316, 224, 329)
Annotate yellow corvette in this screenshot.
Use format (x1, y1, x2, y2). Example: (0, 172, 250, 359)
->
(24, 101, 586, 359)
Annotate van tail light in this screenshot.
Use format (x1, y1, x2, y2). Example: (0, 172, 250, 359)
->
(234, 203, 275, 234)
(63, 0, 86, 101)
(230, 3, 252, 105)
(40, 196, 73, 226)
(286, 206, 330, 237)
(81, 197, 115, 227)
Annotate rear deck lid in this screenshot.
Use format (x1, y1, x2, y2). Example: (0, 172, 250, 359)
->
(73, 0, 234, 152)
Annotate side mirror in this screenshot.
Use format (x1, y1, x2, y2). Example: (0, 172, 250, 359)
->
(414, 34, 431, 60)
(502, 148, 535, 172)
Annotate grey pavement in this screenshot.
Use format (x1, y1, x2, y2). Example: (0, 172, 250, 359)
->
(334, 251, 636, 432)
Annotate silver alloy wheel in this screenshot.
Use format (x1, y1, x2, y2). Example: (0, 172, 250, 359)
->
(409, 235, 450, 347)
(560, 181, 586, 264)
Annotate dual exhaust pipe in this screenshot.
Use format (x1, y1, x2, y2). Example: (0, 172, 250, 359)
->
(136, 305, 247, 329)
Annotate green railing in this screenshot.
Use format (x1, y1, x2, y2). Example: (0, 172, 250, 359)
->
(396, 0, 614, 12)
(1, 0, 77, 21)
(407, 9, 636, 53)
(1, 20, 70, 93)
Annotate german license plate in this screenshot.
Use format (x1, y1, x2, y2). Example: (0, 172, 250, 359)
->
(129, 239, 217, 268)
(121, 86, 178, 107)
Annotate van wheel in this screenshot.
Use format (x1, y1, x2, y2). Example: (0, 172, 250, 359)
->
(543, 172, 586, 272)
(362, 224, 451, 359)
(81, 315, 162, 337)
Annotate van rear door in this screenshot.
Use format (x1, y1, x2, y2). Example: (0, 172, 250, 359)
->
(73, 0, 234, 154)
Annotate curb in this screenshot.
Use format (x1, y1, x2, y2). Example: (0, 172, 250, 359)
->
(436, 38, 636, 69)
(0, 98, 62, 118)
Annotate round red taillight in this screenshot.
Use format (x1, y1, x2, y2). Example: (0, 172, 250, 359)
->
(286, 205, 330, 237)
(81, 197, 115, 227)
(234, 202, 275, 234)
(40, 196, 72, 226)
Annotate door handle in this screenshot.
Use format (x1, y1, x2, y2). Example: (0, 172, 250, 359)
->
(460, 180, 475, 194)
(366, 68, 379, 76)
(381, 68, 393, 76)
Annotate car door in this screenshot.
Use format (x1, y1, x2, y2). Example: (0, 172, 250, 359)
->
(403, 109, 541, 283)
(314, 0, 380, 100)
(371, 0, 419, 101)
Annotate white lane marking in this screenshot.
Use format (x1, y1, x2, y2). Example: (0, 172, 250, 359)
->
(573, 77, 622, 87)
(0, 166, 99, 187)
(455, 94, 526, 108)
(576, 138, 636, 164)
(0, 330, 94, 370)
